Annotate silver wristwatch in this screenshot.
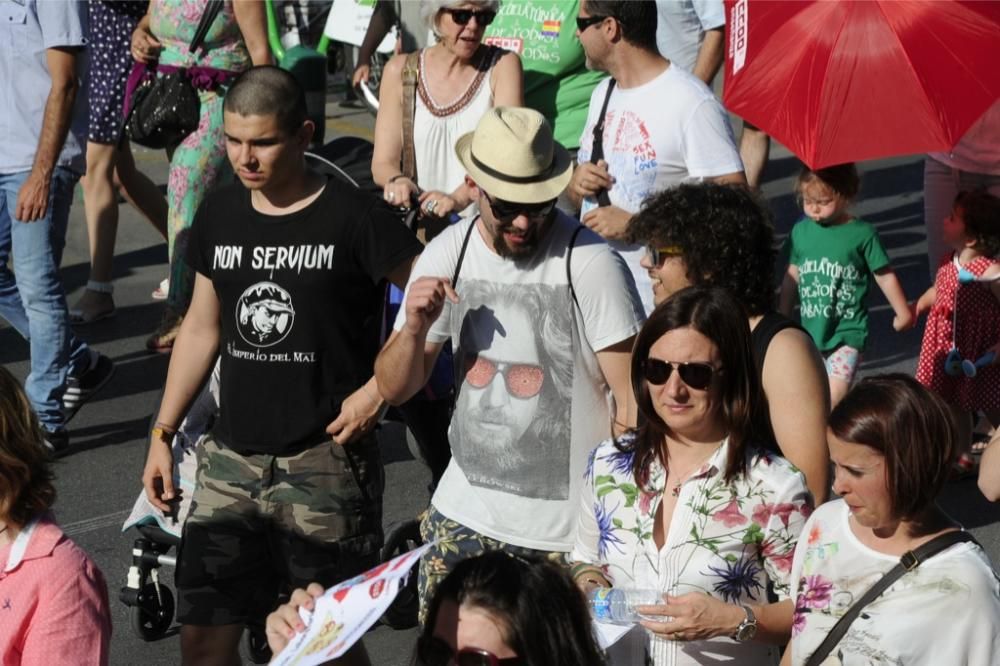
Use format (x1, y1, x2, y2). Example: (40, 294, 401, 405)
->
(733, 605, 758, 642)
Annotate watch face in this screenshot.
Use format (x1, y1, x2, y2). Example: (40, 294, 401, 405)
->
(736, 623, 758, 642)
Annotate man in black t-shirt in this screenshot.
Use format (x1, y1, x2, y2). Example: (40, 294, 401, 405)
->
(141, 67, 421, 666)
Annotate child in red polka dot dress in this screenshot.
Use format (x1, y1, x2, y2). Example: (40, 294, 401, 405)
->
(914, 190, 1000, 468)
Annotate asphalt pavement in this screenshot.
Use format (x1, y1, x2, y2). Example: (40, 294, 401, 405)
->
(2, 91, 998, 666)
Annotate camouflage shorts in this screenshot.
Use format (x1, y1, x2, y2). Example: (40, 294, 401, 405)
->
(176, 432, 383, 626)
(416, 504, 568, 627)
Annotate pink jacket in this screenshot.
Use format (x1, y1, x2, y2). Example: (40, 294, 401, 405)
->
(0, 515, 111, 666)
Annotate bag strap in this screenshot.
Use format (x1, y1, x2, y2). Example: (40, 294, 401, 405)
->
(451, 217, 478, 288)
(189, 0, 224, 56)
(567, 224, 584, 310)
(590, 79, 616, 208)
(400, 51, 420, 182)
(804, 530, 978, 666)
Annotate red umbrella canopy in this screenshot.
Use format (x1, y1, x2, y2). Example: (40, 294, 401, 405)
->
(723, 0, 1000, 169)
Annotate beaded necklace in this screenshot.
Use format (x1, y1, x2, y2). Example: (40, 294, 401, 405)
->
(417, 46, 496, 118)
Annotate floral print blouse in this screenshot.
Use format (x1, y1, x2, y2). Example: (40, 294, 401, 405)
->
(789, 500, 1000, 665)
(572, 434, 813, 666)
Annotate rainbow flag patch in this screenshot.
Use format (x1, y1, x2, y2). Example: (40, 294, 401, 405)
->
(541, 20, 561, 37)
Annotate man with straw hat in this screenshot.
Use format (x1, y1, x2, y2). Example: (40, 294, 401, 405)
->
(375, 106, 645, 622)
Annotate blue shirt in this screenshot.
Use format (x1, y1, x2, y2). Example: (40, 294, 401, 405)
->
(0, 0, 88, 174)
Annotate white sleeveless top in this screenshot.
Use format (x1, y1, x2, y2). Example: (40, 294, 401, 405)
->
(413, 46, 502, 217)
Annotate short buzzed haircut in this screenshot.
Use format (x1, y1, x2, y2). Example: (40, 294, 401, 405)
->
(224, 65, 308, 135)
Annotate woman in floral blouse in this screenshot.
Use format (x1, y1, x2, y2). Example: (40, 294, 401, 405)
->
(784, 375, 1000, 665)
(572, 286, 813, 665)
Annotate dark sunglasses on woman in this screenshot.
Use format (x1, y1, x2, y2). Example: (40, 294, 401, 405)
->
(417, 635, 519, 666)
(643, 358, 720, 390)
(442, 7, 497, 26)
(483, 192, 557, 224)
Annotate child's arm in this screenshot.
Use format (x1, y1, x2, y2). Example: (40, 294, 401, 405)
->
(978, 429, 1000, 502)
(779, 264, 799, 317)
(873, 267, 913, 331)
(914, 284, 937, 319)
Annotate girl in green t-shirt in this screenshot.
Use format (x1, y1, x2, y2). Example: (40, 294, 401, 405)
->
(779, 164, 913, 406)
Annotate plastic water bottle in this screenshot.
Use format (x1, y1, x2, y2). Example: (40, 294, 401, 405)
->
(588, 587, 662, 625)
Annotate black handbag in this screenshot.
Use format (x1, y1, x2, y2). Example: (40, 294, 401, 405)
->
(123, 0, 224, 149)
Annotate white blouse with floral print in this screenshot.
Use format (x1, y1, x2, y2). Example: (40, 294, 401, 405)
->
(572, 434, 813, 666)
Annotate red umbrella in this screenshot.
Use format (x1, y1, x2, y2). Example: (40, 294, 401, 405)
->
(722, 0, 1000, 169)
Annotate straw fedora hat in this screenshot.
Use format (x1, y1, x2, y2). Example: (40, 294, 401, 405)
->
(455, 106, 572, 204)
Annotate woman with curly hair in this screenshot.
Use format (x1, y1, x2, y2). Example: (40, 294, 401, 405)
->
(628, 183, 830, 502)
(0, 367, 111, 664)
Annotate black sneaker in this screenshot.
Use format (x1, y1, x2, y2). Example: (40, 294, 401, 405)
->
(43, 428, 70, 457)
(63, 351, 116, 423)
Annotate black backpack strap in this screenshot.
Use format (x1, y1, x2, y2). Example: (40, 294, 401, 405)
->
(804, 530, 978, 666)
(451, 218, 478, 288)
(590, 79, 616, 207)
(567, 224, 585, 311)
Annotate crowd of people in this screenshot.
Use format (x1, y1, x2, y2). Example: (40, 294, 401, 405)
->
(2, 1, 1000, 666)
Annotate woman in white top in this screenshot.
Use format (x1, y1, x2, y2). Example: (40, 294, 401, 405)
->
(572, 285, 813, 666)
(373, 0, 522, 225)
(784, 375, 1000, 666)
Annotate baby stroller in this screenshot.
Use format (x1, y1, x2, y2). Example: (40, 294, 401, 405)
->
(118, 137, 426, 662)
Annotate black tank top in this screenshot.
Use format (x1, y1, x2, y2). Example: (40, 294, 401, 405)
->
(751, 312, 805, 454)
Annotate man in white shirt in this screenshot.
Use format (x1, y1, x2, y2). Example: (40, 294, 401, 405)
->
(375, 106, 645, 624)
(568, 0, 745, 313)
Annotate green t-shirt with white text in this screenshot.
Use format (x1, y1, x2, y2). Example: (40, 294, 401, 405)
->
(786, 218, 891, 352)
(485, 0, 605, 150)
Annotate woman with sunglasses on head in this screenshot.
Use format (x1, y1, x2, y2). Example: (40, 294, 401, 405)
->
(265, 552, 606, 666)
(571, 285, 813, 666)
(373, 0, 522, 230)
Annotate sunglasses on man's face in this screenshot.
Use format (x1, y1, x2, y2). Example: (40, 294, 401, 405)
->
(642, 358, 720, 391)
(417, 635, 520, 666)
(575, 14, 609, 32)
(483, 192, 557, 224)
(644, 244, 683, 265)
(464, 354, 545, 399)
(442, 7, 497, 26)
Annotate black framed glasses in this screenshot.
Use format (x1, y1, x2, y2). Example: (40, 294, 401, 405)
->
(417, 635, 520, 666)
(644, 244, 683, 265)
(483, 192, 557, 224)
(642, 359, 720, 390)
(575, 14, 609, 32)
(442, 8, 497, 26)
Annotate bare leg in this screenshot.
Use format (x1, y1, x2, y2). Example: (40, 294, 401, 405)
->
(180, 623, 244, 666)
(115, 142, 168, 240)
(74, 142, 120, 321)
(739, 121, 771, 191)
(828, 377, 850, 409)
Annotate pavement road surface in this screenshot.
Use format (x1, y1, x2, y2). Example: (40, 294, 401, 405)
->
(2, 89, 999, 666)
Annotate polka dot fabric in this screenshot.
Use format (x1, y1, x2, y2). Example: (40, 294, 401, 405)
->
(916, 253, 1000, 411)
(87, 0, 148, 144)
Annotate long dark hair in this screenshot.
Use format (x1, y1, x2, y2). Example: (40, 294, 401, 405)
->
(0, 367, 55, 528)
(624, 285, 763, 487)
(416, 552, 606, 666)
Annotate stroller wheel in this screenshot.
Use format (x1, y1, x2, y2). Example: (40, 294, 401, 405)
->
(130, 583, 175, 641)
(379, 519, 423, 630)
(244, 625, 272, 664)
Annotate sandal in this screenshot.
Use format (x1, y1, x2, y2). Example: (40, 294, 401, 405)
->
(145, 309, 183, 353)
(69, 281, 117, 324)
(152, 278, 169, 301)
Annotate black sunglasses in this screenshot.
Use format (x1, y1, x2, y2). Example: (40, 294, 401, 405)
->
(417, 635, 520, 666)
(642, 359, 720, 391)
(442, 8, 497, 26)
(483, 192, 557, 224)
(575, 14, 609, 32)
